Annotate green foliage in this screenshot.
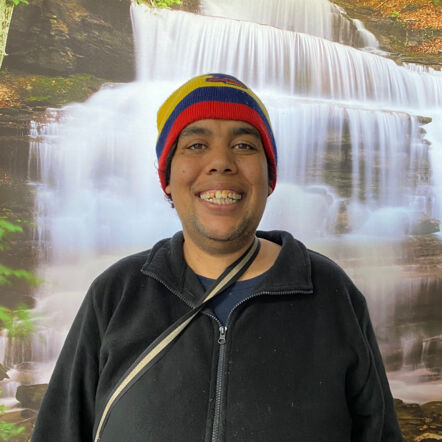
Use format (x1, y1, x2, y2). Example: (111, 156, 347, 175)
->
(0, 265, 41, 287)
(0, 421, 25, 441)
(136, 0, 182, 8)
(6, 0, 29, 6)
(0, 390, 25, 441)
(0, 304, 35, 338)
(391, 10, 400, 18)
(0, 219, 22, 251)
(0, 217, 41, 286)
(0, 216, 39, 335)
(431, 0, 440, 6)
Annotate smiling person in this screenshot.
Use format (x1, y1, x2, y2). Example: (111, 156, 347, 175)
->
(32, 73, 403, 442)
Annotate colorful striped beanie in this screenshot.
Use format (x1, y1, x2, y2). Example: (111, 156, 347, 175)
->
(156, 73, 277, 193)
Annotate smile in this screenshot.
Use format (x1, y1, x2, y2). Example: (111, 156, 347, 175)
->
(199, 190, 242, 205)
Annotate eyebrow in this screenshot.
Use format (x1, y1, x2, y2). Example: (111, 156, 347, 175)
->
(179, 126, 213, 137)
(179, 125, 261, 139)
(231, 126, 261, 139)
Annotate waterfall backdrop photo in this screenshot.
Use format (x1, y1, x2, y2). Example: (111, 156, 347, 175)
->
(0, 0, 441, 439)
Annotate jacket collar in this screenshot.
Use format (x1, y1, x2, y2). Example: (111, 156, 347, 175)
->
(141, 230, 313, 308)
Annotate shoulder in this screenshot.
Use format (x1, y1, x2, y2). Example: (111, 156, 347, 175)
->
(92, 237, 171, 287)
(307, 248, 350, 282)
(307, 248, 368, 314)
(96, 250, 150, 282)
(85, 237, 172, 310)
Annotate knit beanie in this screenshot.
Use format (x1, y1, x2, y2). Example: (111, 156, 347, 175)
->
(156, 73, 277, 193)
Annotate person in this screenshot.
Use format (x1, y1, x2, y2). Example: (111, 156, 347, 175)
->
(32, 73, 404, 441)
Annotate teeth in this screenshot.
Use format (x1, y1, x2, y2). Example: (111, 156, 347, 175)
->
(200, 190, 242, 204)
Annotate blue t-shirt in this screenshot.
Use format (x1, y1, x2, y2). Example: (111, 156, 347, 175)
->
(198, 273, 266, 325)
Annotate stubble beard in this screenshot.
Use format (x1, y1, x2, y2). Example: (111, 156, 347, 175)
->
(187, 212, 260, 255)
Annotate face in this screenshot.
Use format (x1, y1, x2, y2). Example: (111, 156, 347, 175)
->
(165, 119, 272, 253)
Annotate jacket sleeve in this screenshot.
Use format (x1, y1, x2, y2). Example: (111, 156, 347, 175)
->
(347, 288, 404, 442)
(31, 282, 102, 442)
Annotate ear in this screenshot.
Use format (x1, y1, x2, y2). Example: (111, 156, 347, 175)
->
(165, 184, 171, 195)
(267, 185, 273, 197)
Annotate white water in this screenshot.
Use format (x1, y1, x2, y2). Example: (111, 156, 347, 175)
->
(28, 89, 433, 250)
(29, 82, 182, 256)
(200, 0, 378, 48)
(132, 7, 442, 108)
(3, 0, 440, 403)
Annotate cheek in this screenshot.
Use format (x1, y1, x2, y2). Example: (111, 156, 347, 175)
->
(169, 160, 199, 191)
(242, 159, 269, 185)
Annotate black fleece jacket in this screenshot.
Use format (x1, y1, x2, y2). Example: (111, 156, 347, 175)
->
(32, 230, 403, 442)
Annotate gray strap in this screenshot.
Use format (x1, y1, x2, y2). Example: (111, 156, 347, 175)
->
(94, 238, 260, 441)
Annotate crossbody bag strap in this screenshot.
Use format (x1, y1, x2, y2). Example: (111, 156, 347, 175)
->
(93, 237, 260, 442)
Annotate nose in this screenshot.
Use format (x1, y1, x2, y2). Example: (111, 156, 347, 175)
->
(205, 145, 238, 175)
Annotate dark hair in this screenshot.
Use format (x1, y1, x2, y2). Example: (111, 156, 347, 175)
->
(164, 141, 178, 191)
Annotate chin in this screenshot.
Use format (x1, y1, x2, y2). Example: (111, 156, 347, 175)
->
(199, 224, 256, 246)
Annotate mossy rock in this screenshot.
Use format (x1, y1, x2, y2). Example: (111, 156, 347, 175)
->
(16, 73, 105, 107)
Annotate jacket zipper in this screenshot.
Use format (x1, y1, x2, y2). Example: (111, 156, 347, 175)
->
(207, 289, 311, 442)
(141, 272, 312, 442)
(211, 325, 227, 442)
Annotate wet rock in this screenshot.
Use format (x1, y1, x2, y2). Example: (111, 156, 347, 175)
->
(395, 400, 442, 442)
(0, 364, 9, 380)
(20, 408, 37, 419)
(421, 401, 442, 422)
(4, 336, 33, 368)
(5, 0, 201, 81)
(417, 116, 432, 126)
(179, 0, 200, 12)
(14, 362, 41, 385)
(5, 0, 135, 81)
(16, 384, 47, 410)
(382, 343, 404, 371)
(404, 334, 425, 369)
(410, 214, 440, 235)
(335, 202, 351, 234)
(330, 0, 442, 68)
(415, 434, 442, 441)
(423, 337, 442, 374)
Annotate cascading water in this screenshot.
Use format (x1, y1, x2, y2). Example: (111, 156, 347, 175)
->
(200, 0, 379, 48)
(132, 7, 442, 107)
(2, 0, 440, 406)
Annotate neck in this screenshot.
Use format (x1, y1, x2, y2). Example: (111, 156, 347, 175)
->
(182, 233, 282, 280)
(183, 234, 255, 279)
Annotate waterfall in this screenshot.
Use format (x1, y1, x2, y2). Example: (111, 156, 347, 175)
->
(17, 0, 442, 402)
(200, 0, 378, 48)
(29, 92, 432, 249)
(28, 83, 183, 256)
(132, 7, 442, 108)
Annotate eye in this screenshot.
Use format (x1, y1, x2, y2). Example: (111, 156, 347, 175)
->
(233, 143, 256, 151)
(187, 143, 206, 150)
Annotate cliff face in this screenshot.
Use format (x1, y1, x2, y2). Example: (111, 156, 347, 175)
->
(4, 0, 135, 81)
(331, 0, 442, 67)
(5, 0, 439, 83)
(4, 0, 200, 81)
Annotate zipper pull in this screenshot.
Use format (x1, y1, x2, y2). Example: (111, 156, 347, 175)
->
(218, 326, 227, 344)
